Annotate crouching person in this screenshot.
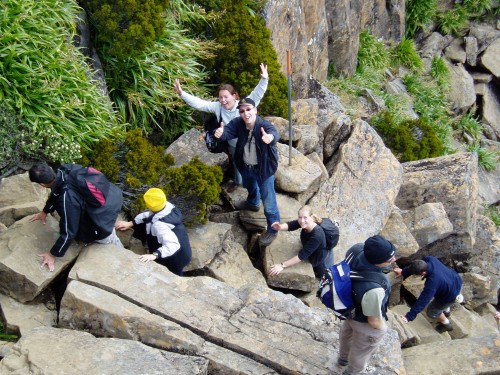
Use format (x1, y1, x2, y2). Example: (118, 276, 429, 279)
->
(116, 188, 192, 276)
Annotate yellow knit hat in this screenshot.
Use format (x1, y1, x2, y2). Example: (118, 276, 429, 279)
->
(143, 188, 166, 212)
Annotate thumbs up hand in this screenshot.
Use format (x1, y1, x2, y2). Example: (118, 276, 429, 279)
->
(261, 127, 273, 144)
(214, 122, 224, 138)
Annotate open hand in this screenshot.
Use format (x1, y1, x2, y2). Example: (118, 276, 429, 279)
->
(30, 211, 47, 224)
(260, 63, 268, 80)
(39, 252, 56, 272)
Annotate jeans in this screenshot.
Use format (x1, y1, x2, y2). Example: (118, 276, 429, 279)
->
(227, 143, 242, 185)
(240, 167, 280, 233)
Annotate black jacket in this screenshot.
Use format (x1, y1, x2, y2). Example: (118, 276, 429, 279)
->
(220, 115, 279, 180)
(43, 164, 122, 257)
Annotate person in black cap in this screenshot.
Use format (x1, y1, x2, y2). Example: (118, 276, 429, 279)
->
(338, 235, 396, 375)
(214, 96, 281, 247)
(394, 256, 463, 333)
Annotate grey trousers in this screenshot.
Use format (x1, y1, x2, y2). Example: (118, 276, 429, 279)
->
(338, 319, 387, 374)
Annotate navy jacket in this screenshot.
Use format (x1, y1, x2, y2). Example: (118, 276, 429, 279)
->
(43, 164, 122, 257)
(403, 256, 462, 321)
(219, 115, 279, 180)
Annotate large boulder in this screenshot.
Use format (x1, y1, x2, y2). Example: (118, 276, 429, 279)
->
(446, 62, 476, 112)
(309, 119, 403, 258)
(395, 153, 479, 260)
(380, 209, 420, 259)
(0, 327, 209, 374)
(0, 216, 81, 303)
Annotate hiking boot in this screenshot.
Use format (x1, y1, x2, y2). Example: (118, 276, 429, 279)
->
(337, 358, 348, 367)
(236, 201, 260, 212)
(259, 232, 277, 247)
(435, 322, 453, 333)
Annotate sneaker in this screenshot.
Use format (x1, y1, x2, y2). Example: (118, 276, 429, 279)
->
(435, 322, 453, 333)
(342, 366, 376, 375)
(337, 358, 348, 367)
(259, 232, 277, 247)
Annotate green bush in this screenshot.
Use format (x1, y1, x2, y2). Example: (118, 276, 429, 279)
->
(462, 0, 492, 16)
(455, 112, 483, 142)
(437, 6, 468, 36)
(357, 30, 390, 72)
(405, 0, 437, 39)
(372, 111, 445, 162)
(81, 0, 170, 58)
(391, 39, 423, 72)
(0, 0, 122, 163)
(466, 143, 499, 171)
(0, 104, 24, 173)
(430, 57, 450, 88)
(203, 0, 289, 117)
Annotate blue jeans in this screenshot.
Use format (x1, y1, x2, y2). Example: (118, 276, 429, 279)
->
(240, 167, 280, 233)
(227, 144, 242, 185)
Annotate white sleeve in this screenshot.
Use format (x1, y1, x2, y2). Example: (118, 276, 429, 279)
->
(180, 92, 220, 114)
(134, 211, 152, 224)
(153, 222, 180, 258)
(248, 78, 268, 106)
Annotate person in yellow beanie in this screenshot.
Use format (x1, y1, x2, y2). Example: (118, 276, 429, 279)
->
(115, 188, 192, 276)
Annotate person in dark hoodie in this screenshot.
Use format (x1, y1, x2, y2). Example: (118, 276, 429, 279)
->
(115, 188, 192, 276)
(394, 256, 463, 333)
(337, 235, 396, 375)
(29, 163, 123, 272)
(214, 97, 280, 248)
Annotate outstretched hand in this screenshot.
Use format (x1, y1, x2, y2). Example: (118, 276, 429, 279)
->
(271, 222, 282, 231)
(29, 211, 47, 224)
(39, 252, 56, 272)
(260, 63, 268, 80)
(115, 221, 133, 231)
(261, 127, 273, 144)
(173, 79, 183, 95)
(214, 122, 224, 138)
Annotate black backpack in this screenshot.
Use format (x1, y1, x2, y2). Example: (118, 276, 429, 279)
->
(65, 166, 112, 208)
(319, 218, 340, 250)
(204, 109, 228, 153)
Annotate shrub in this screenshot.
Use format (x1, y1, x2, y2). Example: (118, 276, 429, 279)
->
(405, 0, 437, 39)
(0, 104, 24, 173)
(357, 30, 390, 72)
(81, 0, 170, 58)
(462, 0, 492, 16)
(203, 0, 289, 117)
(391, 39, 423, 72)
(372, 111, 445, 162)
(484, 204, 500, 227)
(430, 57, 450, 88)
(455, 112, 483, 142)
(466, 143, 499, 171)
(437, 6, 468, 36)
(0, 0, 122, 163)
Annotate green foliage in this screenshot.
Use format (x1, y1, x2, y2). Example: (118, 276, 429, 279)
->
(466, 143, 499, 171)
(372, 111, 445, 162)
(162, 157, 223, 224)
(357, 30, 390, 72)
(455, 112, 483, 141)
(429, 57, 450, 88)
(206, 0, 289, 117)
(100, 15, 217, 139)
(124, 129, 175, 185)
(0, 103, 23, 173)
(82, 0, 170, 58)
(0, 0, 122, 163)
(462, 0, 492, 15)
(437, 6, 468, 36)
(484, 204, 500, 227)
(391, 39, 423, 72)
(0, 320, 18, 341)
(405, 0, 437, 39)
(80, 139, 121, 181)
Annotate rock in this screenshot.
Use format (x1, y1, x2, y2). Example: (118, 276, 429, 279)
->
(396, 153, 479, 260)
(275, 143, 323, 203)
(59, 281, 275, 374)
(65, 244, 400, 374)
(446, 62, 476, 112)
(307, 152, 329, 183)
(0, 216, 82, 303)
(322, 114, 353, 160)
(265, 116, 301, 143)
(0, 327, 209, 374)
(295, 124, 320, 155)
(464, 36, 478, 66)
(380, 209, 420, 259)
(469, 215, 500, 279)
(448, 303, 498, 338)
(292, 98, 319, 126)
(309, 119, 403, 258)
(401, 202, 454, 248)
(481, 81, 500, 140)
(207, 211, 249, 250)
(206, 238, 267, 289)
(0, 172, 47, 227)
(238, 193, 301, 232)
(165, 128, 229, 168)
(402, 334, 500, 375)
(184, 222, 232, 272)
(263, 230, 316, 292)
(0, 291, 56, 336)
(461, 272, 497, 310)
(468, 22, 500, 54)
(444, 38, 466, 63)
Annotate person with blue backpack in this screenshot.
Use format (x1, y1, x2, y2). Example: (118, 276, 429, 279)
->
(268, 205, 335, 277)
(337, 235, 396, 375)
(115, 188, 192, 276)
(29, 162, 123, 272)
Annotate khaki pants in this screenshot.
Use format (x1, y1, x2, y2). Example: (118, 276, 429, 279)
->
(338, 319, 387, 374)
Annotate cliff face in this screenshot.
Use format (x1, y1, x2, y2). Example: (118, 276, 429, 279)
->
(263, 0, 406, 96)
